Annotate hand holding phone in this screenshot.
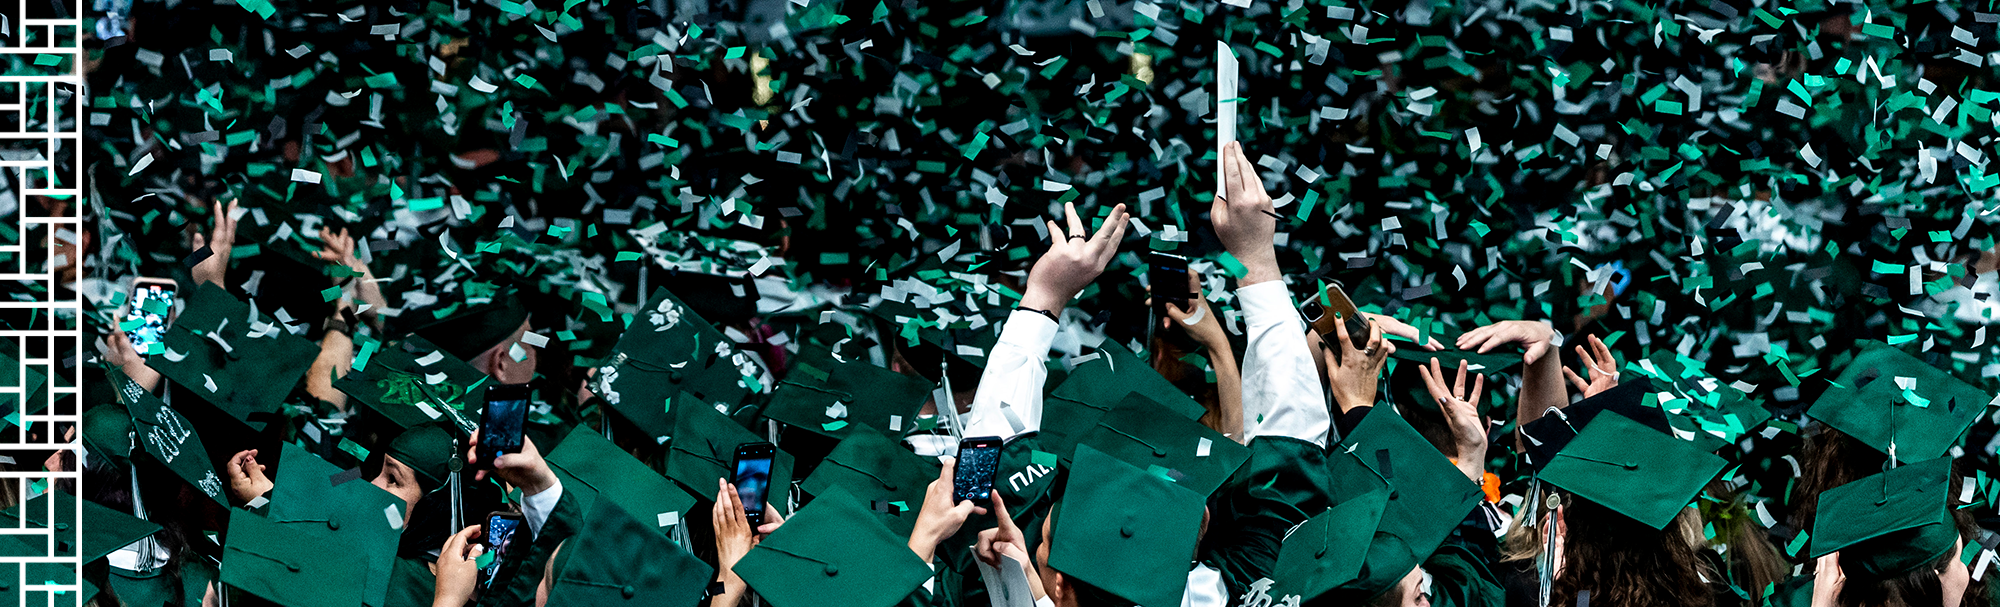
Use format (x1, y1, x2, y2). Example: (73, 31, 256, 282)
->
(952, 436, 1003, 502)
(479, 512, 525, 588)
(1147, 252, 1192, 315)
(1300, 282, 1371, 351)
(120, 278, 179, 355)
(732, 443, 776, 526)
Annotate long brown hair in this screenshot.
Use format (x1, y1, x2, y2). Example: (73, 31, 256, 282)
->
(1836, 544, 1954, 607)
(1792, 426, 1989, 607)
(1550, 498, 1718, 607)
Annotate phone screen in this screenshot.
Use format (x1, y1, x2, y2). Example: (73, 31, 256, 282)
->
(477, 386, 530, 464)
(953, 437, 1004, 502)
(480, 514, 523, 587)
(732, 445, 774, 526)
(124, 284, 176, 354)
(1148, 253, 1191, 311)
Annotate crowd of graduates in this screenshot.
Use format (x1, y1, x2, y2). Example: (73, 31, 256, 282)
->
(56, 138, 1998, 607)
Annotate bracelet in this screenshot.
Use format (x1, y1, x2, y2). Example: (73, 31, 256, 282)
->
(1014, 306, 1058, 323)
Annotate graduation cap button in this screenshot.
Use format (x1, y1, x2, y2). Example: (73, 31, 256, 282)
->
(327, 519, 341, 531)
(1120, 526, 1135, 538)
(823, 564, 840, 577)
(622, 585, 636, 599)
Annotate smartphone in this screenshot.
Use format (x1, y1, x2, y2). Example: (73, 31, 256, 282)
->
(479, 511, 526, 587)
(121, 278, 178, 355)
(1299, 281, 1371, 351)
(732, 442, 776, 526)
(477, 384, 531, 466)
(953, 436, 1004, 502)
(1147, 252, 1192, 314)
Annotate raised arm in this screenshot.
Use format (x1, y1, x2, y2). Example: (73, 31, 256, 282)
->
(1161, 272, 1244, 443)
(1214, 142, 1328, 446)
(964, 202, 1129, 442)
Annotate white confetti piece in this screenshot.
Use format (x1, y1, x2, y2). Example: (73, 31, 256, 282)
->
(290, 169, 323, 184)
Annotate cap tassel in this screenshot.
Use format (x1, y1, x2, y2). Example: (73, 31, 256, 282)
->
(1537, 498, 1562, 607)
(448, 438, 465, 536)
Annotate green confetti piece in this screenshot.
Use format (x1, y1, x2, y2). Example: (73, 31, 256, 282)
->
(1031, 450, 1057, 468)
(513, 74, 540, 89)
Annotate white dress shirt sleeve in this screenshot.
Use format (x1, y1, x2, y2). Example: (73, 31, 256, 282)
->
(963, 310, 1058, 442)
(1237, 281, 1330, 447)
(521, 478, 564, 539)
(1182, 562, 1227, 607)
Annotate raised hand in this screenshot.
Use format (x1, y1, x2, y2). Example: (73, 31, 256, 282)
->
(468, 431, 558, 496)
(1161, 272, 1227, 349)
(1562, 334, 1619, 398)
(224, 449, 273, 506)
(1456, 320, 1559, 366)
(1019, 202, 1130, 317)
(189, 200, 239, 288)
(1321, 315, 1390, 413)
(1419, 358, 1489, 482)
(1211, 141, 1279, 285)
(432, 525, 484, 607)
(907, 457, 988, 565)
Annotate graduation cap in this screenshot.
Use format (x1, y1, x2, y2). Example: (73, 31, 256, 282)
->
(0, 489, 160, 606)
(544, 427, 700, 537)
(1808, 342, 1990, 462)
(1539, 411, 1728, 530)
(1268, 487, 1392, 604)
(762, 343, 932, 440)
(593, 287, 757, 440)
(1518, 379, 1673, 472)
(544, 497, 715, 607)
(648, 268, 760, 326)
(81, 402, 134, 466)
(382, 423, 462, 497)
(798, 426, 939, 536)
(220, 443, 402, 607)
(1049, 345, 1208, 421)
(1385, 345, 1523, 377)
(149, 283, 318, 431)
(1047, 444, 1207, 607)
(662, 401, 794, 513)
(1068, 392, 1250, 497)
(110, 369, 229, 507)
(733, 487, 933, 607)
(1333, 407, 1485, 573)
(335, 335, 489, 435)
(1809, 457, 1959, 580)
(397, 283, 531, 362)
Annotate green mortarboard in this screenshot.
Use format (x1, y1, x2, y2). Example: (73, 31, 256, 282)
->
(733, 487, 933, 607)
(1047, 444, 1206, 607)
(383, 423, 460, 496)
(401, 285, 530, 362)
(592, 287, 757, 440)
(544, 498, 715, 607)
(335, 336, 490, 434)
(0, 489, 162, 566)
(224, 443, 402, 607)
(1539, 410, 1727, 530)
(1808, 342, 1990, 462)
(1269, 487, 1391, 604)
(0, 336, 49, 425)
(763, 343, 933, 439)
(1386, 345, 1522, 377)
(1069, 392, 1250, 497)
(798, 426, 939, 536)
(111, 369, 229, 507)
(150, 283, 318, 431)
(662, 401, 794, 513)
(1519, 379, 1672, 472)
(1332, 407, 1485, 596)
(545, 426, 700, 536)
(82, 402, 134, 465)
(1049, 345, 1208, 421)
(1809, 457, 1959, 580)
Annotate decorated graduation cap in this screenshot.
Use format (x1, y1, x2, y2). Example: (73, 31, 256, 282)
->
(544, 497, 715, 607)
(335, 335, 490, 434)
(545, 427, 700, 536)
(1068, 392, 1250, 497)
(150, 283, 318, 430)
(733, 487, 933, 607)
(1518, 379, 1673, 472)
(1809, 457, 1959, 580)
(662, 400, 794, 511)
(1268, 487, 1393, 604)
(799, 426, 939, 535)
(220, 443, 403, 607)
(110, 369, 228, 507)
(1539, 410, 1728, 530)
(398, 282, 531, 362)
(593, 287, 758, 440)
(1049, 344, 1207, 421)
(1047, 444, 1206, 607)
(763, 342, 932, 439)
(1808, 342, 1990, 462)
(1332, 407, 1485, 577)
